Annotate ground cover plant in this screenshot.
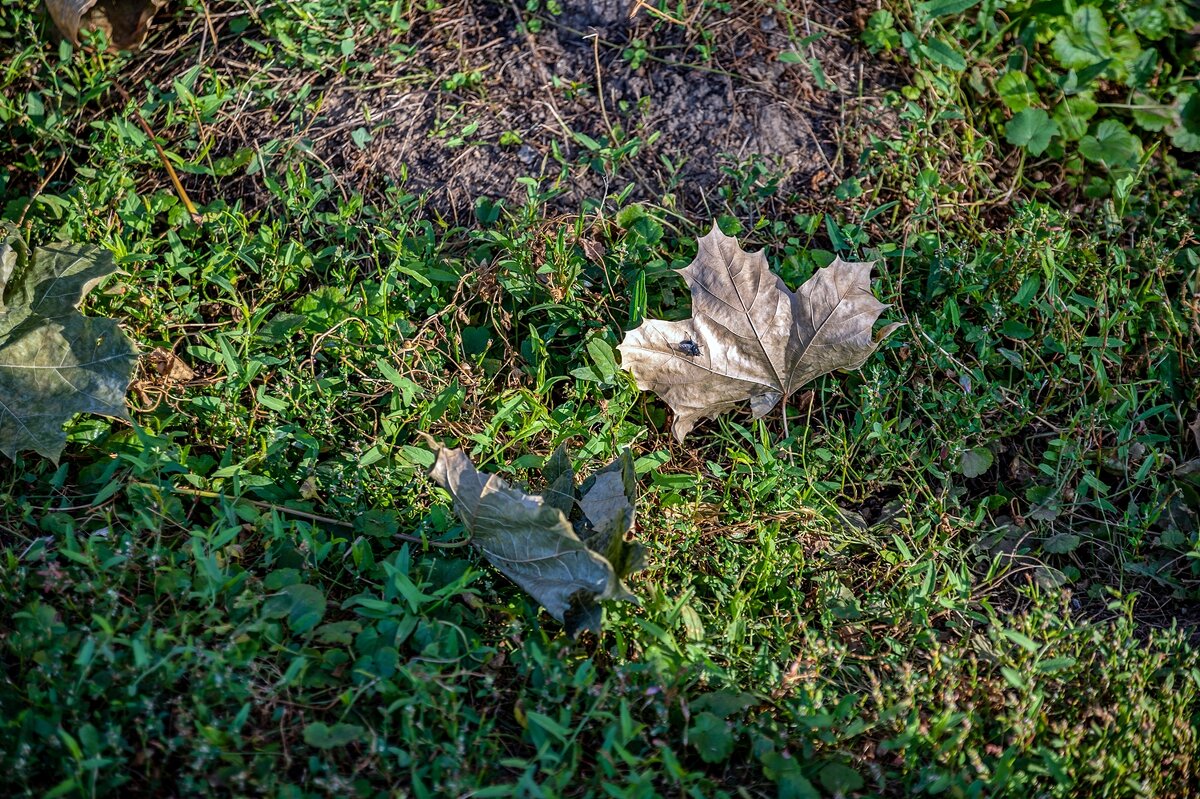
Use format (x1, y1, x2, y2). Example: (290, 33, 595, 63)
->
(2, 0, 1199, 797)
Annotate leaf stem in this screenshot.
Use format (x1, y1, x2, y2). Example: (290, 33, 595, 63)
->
(112, 83, 204, 225)
(781, 400, 794, 465)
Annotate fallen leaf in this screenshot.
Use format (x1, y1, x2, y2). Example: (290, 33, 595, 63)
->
(428, 442, 642, 636)
(960, 446, 994, 478)
(45, 0, 165, 52)
(0, 229, 137, 463)
(618, 223, 901, 440)
(1189, 411, 1200, 451)
(577, 448, 644, 581)
(146, 347, 195, 383)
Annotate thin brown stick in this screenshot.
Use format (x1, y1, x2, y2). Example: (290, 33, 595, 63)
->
(113, 83, 204, 224)
(15, 153, 68, 229)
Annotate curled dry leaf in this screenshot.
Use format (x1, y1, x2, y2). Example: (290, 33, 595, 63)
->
(146, 347, 195, 383)
(618, 223, 902, 440)
(0, 228, 137, 463)
(428, 442, 643, 636)
(45, 0, 165, 52)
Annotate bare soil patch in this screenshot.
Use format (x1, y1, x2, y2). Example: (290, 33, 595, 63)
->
(103, 0, 898, 224)
(312, 0, 895, 219)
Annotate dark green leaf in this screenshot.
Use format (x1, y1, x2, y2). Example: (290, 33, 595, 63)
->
(1078, 120, 1141, 167)
(0, 231, 137, 462)
(688, 712, 734, 763)
(1044, 533, 1080, 554)
(1005, 108, 1059, 155)
(923, 37, 967, 71)
(818, 762, 865, 793)
(1052, 6, 1111, 70)
(303, 722, 363, 749)
(996, 71, 1039, 112)
(263, 584, 327, 634)
(918, 0, 981, 18)
(959, 447, 994, 478)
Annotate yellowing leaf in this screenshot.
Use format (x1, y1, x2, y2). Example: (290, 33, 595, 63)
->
(0, 230, 137, 463)
(617, 223, 901, 440)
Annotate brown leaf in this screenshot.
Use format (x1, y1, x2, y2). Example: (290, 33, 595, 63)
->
(146, 347, 194, 383)
(428, 442, 638, 635)
(45, 0, 165, 52)
(617, 223, 902, 440)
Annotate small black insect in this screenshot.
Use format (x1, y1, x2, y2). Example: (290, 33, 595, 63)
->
(677, 339, 702, 357)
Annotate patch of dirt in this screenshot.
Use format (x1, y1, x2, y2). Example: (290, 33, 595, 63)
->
(168, 0, 897, 223)
(317, 0, 894, 219)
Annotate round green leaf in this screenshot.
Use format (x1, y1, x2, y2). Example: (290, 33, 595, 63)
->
(996, 71, 1039, 112)
(1005, 108, 1059, 156)
(1053, 95, 1099, 141)
(263, 583, 327, 634)
(818, 762, 865, 793)
(960, 447, 994, 479)
(1078, 120, 1141, 168)
(688, 712, 734, 764)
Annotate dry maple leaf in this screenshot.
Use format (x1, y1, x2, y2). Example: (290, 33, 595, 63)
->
(45, 0, 165, 52)
(428, 442, 642, 636)
(618, 223, 902, 440)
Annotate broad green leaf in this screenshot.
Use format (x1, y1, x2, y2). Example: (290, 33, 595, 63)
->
(0, 230, 137, 462)
(1172, 93, 1200, 152)
(923, 37, 967, 71)
(1002, 320, 1035, 339)
(1044, 532, 1081, 554)
(302, 722, 363, 749)
(1053, 95, 1099, 141)
(1126, 48, 1158, 89)
(1079, 119, 1141, 168)
(688, 712, 734, 763)
(818, 762, 865, 793)
(585, 337, 619, 381)
(959, 447, 994, 478)
(693, 690, 757, 718)
(428, 442, 642, 636)
(1052, 6, 1112, 70)
(762, 751, 820, 799)
(571, 336, 620, 384)
(263, 583, 327, 633)
(1131, 101, 1174, 132)
(1005, 108, 1059, 155)
(918, 0, 980, 18)
(996, 71, 1039, 112)
(461, 325, 491, 356)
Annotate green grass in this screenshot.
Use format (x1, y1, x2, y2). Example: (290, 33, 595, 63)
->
(2, 0, 1200, 797)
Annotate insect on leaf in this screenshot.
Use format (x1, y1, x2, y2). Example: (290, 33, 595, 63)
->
(0, 228, 137, 463)
(427, 441, 642, 636)
(617, 222, 901, 440)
